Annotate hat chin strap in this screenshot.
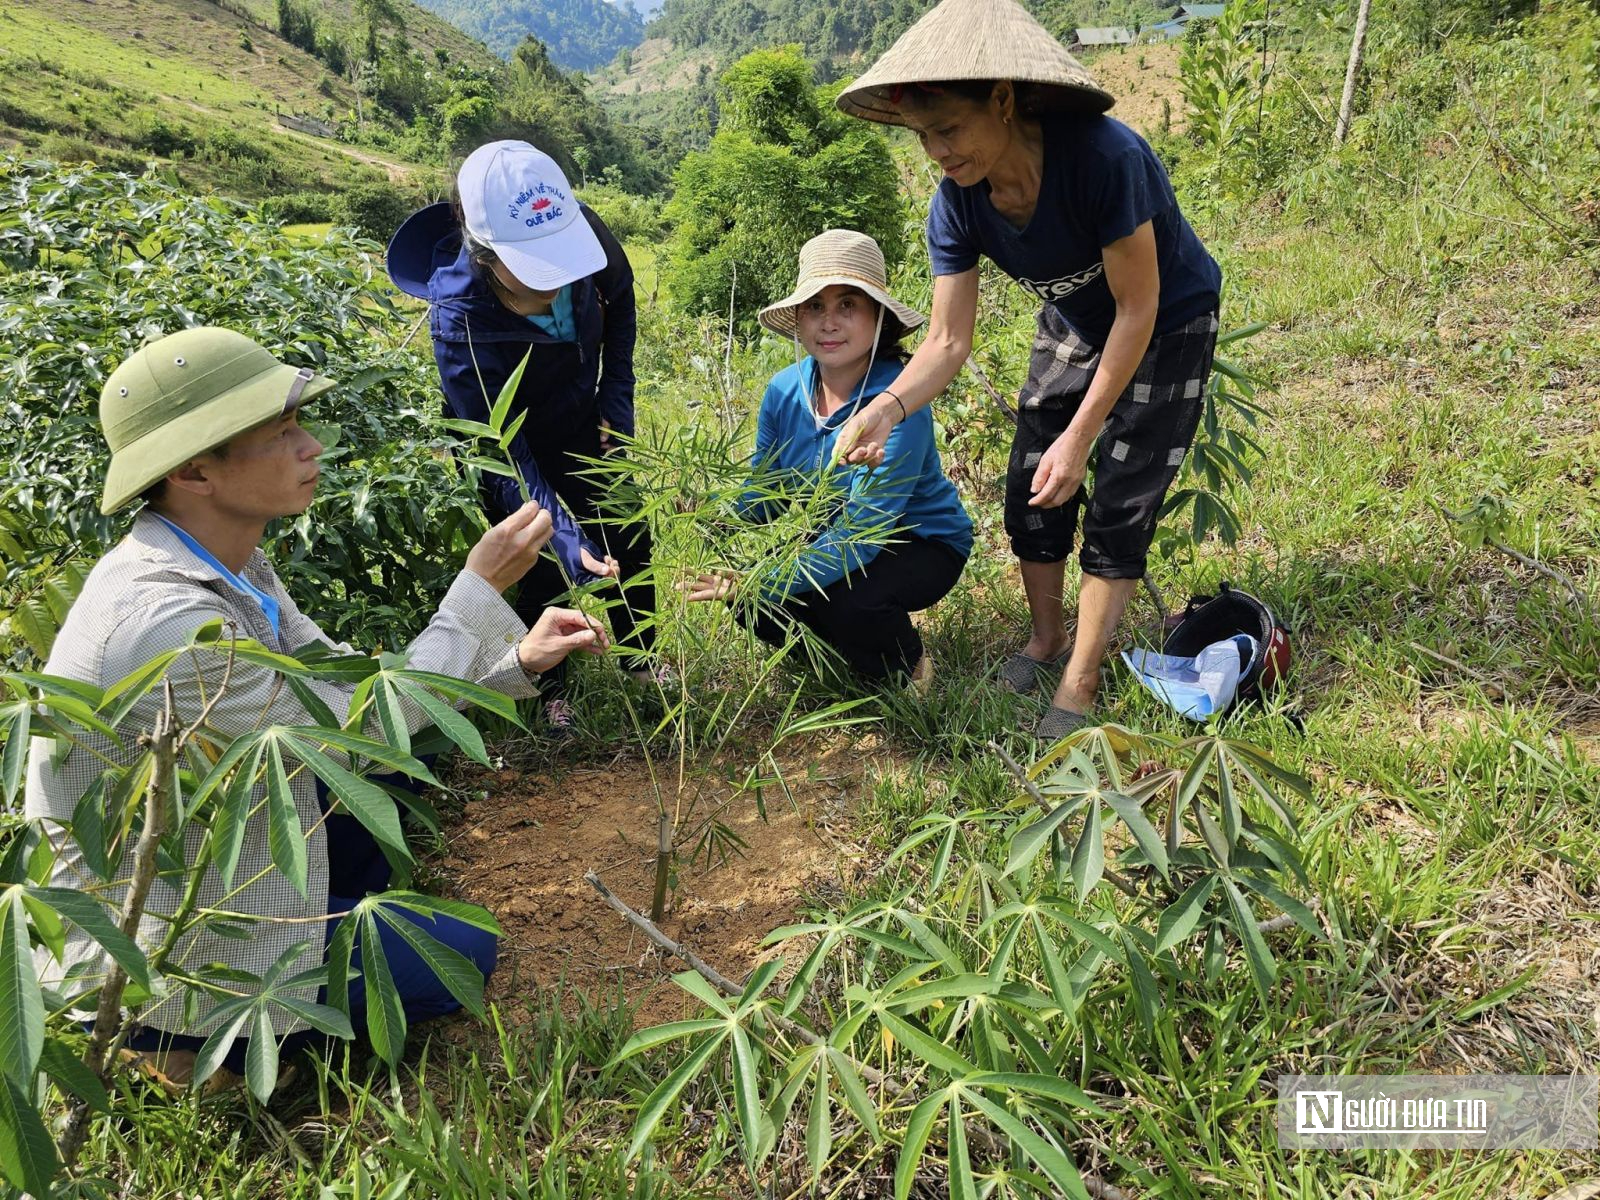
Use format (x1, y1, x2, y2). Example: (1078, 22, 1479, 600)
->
(797, 306, 886, 432)
(283, 366, 316, 412)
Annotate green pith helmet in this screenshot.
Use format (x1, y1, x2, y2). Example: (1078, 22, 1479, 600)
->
(98, 327, 335, 514)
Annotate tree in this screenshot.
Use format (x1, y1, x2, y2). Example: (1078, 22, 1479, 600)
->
(662, 48, 905, 327)
(1334, 0, 1374, 146)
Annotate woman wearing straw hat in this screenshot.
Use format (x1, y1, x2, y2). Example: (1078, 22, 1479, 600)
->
(834, 0, 1223, 739)
(683, 230, 973, 690)
(387, 139, 657, 728)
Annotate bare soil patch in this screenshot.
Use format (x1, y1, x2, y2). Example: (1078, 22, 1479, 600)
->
(437, 739, 876, 1027)
(1079, 43, 1185, 138)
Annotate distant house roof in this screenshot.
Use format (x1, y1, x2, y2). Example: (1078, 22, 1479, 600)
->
(1074, 26, 1136, 44)
(1145, 18, 1188, 38)
(1174, 4, 1227, 18)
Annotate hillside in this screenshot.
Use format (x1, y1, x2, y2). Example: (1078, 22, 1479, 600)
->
(0, 0, 662, 208)
(0, 0, 486, 200)
(411, 0, 644, 70)
(593, 0, 1179, 152)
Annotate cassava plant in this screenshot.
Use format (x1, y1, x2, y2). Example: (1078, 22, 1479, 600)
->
(0, 626, 514, 1194)
(606, 723, 1319, 1198)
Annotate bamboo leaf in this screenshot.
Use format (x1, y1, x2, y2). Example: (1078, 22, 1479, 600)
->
(490, 350, 532, 434)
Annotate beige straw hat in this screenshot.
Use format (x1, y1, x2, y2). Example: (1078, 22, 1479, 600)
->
(836, 0, 1113, 126)
(757, 230, 925, 340)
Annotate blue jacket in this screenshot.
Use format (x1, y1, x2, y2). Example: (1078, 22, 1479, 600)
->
(741, 357, 973, 598)
(425, 205, 636, 582)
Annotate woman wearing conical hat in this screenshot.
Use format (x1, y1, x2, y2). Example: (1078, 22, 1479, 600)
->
(835, 0, 1223, 740)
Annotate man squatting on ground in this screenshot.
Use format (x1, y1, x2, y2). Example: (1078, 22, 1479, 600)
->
(25, 327, 606, 1083)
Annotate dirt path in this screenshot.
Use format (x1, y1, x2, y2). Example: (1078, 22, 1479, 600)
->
(437, 738, 880, 1027)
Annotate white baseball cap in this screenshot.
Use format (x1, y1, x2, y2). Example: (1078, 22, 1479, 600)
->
(456, 140, 606, 291)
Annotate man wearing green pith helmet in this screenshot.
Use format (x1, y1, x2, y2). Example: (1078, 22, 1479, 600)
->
(25, 326, 607, 1087)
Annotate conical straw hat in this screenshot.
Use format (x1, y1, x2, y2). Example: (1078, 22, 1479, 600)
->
(836, 0, 1113, 126)
(758, 230, 925, 340)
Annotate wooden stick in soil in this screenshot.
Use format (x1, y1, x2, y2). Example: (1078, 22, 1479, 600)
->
(650, 808, 673, 923)
(584, 869, 1136, 1200)
(58, 698, 178, 1171)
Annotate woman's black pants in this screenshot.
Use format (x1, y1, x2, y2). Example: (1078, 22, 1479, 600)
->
(742, 536, 967, 681)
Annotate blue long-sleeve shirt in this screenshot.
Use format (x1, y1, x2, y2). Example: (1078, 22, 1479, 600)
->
(740, 357, 973, 598)
(425, 204, 636, 583)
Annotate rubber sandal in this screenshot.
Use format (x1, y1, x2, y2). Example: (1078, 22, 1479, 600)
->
(997, 648, 1070, 694)
(1034, 705, 1090, 742)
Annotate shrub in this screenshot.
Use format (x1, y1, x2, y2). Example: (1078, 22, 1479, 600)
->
(0, 158, 478, 657)
(203, 127, 269, 162)
(661, 48, 905, 328)
(134, 115, 199, 157)
(260, 188, 338, 223)
(335, 179, 415, 241)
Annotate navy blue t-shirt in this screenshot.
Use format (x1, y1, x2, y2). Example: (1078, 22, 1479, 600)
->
(926, 114, 1220, 345)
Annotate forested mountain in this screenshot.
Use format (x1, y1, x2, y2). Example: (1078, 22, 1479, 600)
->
(411, 0, 646, 69)
(645, 0, 1173, 67)
(0, 0, 662, 218)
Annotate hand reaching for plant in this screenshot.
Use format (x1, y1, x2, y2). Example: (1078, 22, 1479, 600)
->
(518, 606, 610, 675)
(833, 398, 896, 467)
(599, 418, 617, 455)
(679, 569, 739, 603)
(579, 547, 621, 579)
(466, 500, 554, 592)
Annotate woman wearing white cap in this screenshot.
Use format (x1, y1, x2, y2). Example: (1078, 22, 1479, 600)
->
(683, 230, 973, 690)
(832, 0, 1223, 739)
(387, 140, 656, 720)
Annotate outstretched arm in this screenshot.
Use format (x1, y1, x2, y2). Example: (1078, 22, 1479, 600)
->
(837, 269, 978, 466)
